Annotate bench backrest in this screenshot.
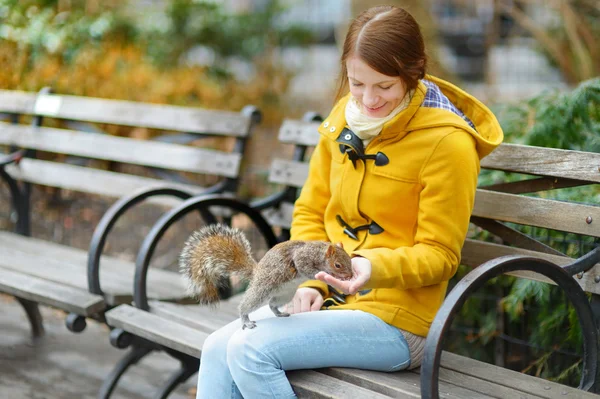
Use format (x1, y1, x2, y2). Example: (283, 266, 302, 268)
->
(260, 117, 321, 233)
(465, 145, 600, 294)
(261, 120, 600, 294)
(0, 89, 259, 198)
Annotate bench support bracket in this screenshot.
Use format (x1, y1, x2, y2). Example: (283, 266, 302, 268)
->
(98, 342, 155, 399)
(16, 297, 44, 338)
(421, 254, 599, 398)
(155, 350, 199, 399)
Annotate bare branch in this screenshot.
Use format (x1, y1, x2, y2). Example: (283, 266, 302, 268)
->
(560, 2, 595, 80)
(498, 0, 576, 83)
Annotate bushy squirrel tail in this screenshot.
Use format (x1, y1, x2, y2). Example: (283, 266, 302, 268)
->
(179, 224, 256, 305)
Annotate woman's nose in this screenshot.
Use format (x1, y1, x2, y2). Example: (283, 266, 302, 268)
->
(362, 88, 379, 107)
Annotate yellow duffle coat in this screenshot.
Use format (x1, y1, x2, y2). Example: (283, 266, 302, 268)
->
(290, 75, 504, 336)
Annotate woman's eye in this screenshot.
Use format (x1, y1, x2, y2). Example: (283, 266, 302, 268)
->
(379, 85, 393, 90)
(351, 82, 363, 87)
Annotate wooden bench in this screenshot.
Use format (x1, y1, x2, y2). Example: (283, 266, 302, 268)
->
(105, 116, 600, 398)
(0, 88, 260, 338)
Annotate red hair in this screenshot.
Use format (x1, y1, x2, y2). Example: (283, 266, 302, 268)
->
(335, 6, 427, 101)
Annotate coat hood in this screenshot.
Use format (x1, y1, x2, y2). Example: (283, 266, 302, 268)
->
(318, 75, 503, 160)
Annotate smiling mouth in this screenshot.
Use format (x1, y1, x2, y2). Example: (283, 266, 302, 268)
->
(364, 103, 386, 112)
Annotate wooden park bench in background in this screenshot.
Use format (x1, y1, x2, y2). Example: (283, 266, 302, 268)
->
(0, 88, 260, 340)
(107, 117, 599, 397)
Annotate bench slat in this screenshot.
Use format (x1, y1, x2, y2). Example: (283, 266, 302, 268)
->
(0, 245, 183, 306)
(0, 232, 187, 305)
(261, 182, 600, 240)
(0, 266, 104, 316)
(287, 370, 392, 399)
(0, 122, 241, 177)
(269, 159, 308, 187)
(321, 368, 489, 399)
(439, 351, 598, 399)
(269, 140, 600, 185)
(148, 300, 239, 334)
(482, 177, 586, 195)
(482, 144, 600, 184)
(462, 239, 600, 294)
(0, 90, 38, 114)
(277, 119, 321, 146)
(31, 93, 251, 136)
(5, 158, 205, 203)
(262, 202, 295, 229)
(470, 217, 564, 255)
(473, 190, 600, 237)
(105, 304, 207, 358)
(462, 238, 592, 269)
(413, 366, 542, 399)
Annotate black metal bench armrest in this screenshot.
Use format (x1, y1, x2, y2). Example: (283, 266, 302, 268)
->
(0, 164, 28, 235)
(133, 194, 278, 311)
(87, 186, 200, 297)
(250, 188, 292, 211)
(420, 252, 600, 399)
(563, 245, 600, 276)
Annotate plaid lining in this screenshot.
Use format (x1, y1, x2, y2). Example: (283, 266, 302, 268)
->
(422, 80, 476, 130)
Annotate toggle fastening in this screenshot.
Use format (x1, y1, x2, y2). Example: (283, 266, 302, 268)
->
(336, 128, 389, 168)
(336, 215, 384, 240)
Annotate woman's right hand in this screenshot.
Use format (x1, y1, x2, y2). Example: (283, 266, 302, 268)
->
(287, 287, 324, 314)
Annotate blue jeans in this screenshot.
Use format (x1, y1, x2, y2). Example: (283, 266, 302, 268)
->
(196, 305, 411, 399)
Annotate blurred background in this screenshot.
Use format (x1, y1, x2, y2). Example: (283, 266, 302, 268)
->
(2, 0, 598, 195)
(1, 0, 599, 392)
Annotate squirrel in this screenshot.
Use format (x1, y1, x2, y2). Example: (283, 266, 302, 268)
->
(179, 223, 354, 329)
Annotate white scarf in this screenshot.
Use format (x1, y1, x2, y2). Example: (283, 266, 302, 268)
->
(345, 90, 413, 146)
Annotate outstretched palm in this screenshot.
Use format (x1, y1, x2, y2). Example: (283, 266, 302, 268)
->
(315, 256, 371, 295)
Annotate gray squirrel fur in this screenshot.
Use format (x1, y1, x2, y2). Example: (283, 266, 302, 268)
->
(179, 224, 353, 329)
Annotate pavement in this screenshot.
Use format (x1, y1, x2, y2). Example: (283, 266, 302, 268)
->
(0, 294, 196, 399)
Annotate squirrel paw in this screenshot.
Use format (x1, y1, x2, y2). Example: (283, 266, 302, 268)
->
(276, 312, 291, 317)
(242, 321, 257, 330)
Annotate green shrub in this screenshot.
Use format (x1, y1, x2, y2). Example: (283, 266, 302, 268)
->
(450, 78, 599, 386)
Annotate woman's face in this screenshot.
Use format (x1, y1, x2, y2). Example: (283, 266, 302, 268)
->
(346, 56, 407, 118)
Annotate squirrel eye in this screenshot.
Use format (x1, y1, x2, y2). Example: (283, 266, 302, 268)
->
(334, 263, 341, 269)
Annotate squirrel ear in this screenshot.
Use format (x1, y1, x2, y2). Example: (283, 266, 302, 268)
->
(326, 244, 335, 257)
(335, 242, 344, 249)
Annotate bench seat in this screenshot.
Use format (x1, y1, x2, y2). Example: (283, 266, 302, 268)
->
(0, 231, 187, 306)
(0, 267, 104, 316)
(106, 300, 596, 398)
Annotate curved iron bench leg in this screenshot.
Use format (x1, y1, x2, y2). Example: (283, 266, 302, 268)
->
(64, 186, 200, 334)
(88, 186, 198, 297)
(1, 168, 43, 337)
(98, 343, 155, 399)
(420, 254, 598, 399)
(0, 165, 29, 235)
(15, 297, 44, 338)
(134, 194, 278, 311)
(154, 351, 199, 399)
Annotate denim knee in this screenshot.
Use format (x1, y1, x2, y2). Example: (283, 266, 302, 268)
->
(226, 330, 274, 375)
(201, 329, 230, 366)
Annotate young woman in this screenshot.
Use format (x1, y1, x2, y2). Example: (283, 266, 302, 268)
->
(196, 5, 503, 398)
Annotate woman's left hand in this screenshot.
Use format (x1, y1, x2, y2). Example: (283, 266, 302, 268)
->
(315, 256, 372, 295)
